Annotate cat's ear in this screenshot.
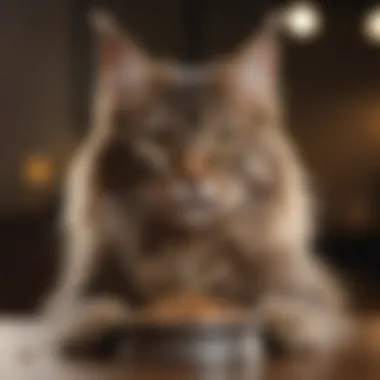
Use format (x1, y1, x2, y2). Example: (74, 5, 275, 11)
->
(88, 9, 150, 95)
(228, 16, 281, 102)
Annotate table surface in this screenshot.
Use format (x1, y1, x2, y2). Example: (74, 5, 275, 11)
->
(0, 313, 379, 380)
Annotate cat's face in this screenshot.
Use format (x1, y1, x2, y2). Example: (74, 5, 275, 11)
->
(93, 12, 281, 229)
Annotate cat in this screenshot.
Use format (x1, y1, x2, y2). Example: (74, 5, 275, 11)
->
(44, 10, 349, 358)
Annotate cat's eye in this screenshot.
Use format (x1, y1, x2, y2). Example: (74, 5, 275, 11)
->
(143, 111, 177, 146)
(136, 140, 168, 172)
(244, 154, 273, 185)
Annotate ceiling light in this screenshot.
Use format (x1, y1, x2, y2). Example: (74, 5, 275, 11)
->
(281, 1, 323, 41)
(362, 6, 380, 45)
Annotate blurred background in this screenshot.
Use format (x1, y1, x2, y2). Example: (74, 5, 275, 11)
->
(1, 0, 380, 313)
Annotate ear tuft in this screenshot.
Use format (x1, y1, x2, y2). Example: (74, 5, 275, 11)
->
(87, 8, 150, 106)
(228, 12, 282, 103)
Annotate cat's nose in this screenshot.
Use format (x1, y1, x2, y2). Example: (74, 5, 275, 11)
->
(182, 152, 208, 181)
(170, 180, 217, 203)
(171, 152, 216, 203)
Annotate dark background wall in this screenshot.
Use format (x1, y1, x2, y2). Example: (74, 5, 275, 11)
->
(1, 0, 380, 312)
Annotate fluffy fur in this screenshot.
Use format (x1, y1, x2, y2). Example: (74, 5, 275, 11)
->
(44, 10, 349, 357)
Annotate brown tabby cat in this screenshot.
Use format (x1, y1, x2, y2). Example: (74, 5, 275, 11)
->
(45, 11, 349, 356)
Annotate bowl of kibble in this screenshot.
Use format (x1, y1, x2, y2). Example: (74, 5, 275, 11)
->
(61, 294, 261, 367)
(120, 294, 261, 365)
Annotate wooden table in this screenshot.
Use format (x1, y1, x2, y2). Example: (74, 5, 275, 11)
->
(0, 313, 379, 380)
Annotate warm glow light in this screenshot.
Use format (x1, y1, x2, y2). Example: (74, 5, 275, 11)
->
(23, 154, 54, 186)
(281, 1, 323, 41)
(363, 6, 380, 45)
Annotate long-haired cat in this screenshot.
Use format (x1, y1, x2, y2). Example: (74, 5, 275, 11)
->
(45, 10, 349, 357)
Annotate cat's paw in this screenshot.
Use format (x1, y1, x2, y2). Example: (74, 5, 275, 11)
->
(257, 295, 348, 357)
(55, 297, 131, 362)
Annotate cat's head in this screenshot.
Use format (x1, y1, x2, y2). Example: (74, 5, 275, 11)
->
(92, 11, 282, 230)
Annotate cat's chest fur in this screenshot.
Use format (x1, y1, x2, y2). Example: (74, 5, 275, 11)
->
(128, 231, 254, 305)
(92, 196, 265, 307)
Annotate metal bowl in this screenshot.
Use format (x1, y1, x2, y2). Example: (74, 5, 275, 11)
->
(62, 295, 262, 369)
(120, 320, 261, 365)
